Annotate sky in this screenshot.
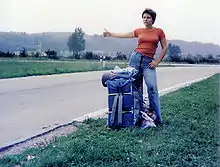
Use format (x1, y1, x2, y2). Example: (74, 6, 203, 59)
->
(0, 0, 219, 45)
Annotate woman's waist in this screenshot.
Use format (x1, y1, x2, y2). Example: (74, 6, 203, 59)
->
(134, 49, 155, 58)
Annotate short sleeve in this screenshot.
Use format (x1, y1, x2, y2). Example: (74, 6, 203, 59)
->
(133, 28, 140, 37)
(159, 29, 166, 40)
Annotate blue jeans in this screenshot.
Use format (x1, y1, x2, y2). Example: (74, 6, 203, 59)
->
(128, 51, 162, 124)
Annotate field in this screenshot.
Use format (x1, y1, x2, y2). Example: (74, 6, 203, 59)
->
(0, 58, 174, 79)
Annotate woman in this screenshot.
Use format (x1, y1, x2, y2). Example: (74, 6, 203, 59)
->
(103, 8, 168, 125)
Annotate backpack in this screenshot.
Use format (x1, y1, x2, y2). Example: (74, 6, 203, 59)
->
(103, 67, 142, 129)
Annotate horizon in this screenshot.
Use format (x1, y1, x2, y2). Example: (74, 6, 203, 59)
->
(1, 31, 219, 47)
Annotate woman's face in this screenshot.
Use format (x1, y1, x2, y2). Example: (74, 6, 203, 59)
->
(142, 13, 153, 26)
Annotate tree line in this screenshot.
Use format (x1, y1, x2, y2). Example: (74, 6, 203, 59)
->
(0, 27, 219, 64)
(166, 43, 220, 64)
(66, 27, 219, 64)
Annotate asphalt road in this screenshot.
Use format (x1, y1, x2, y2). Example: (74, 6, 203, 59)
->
(0, 66, 219, 148)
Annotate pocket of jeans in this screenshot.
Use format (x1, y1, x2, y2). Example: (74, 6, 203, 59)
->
(129, 52, 141, 69)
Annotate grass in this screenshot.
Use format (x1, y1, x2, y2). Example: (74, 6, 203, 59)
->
(0, 58, 173, 79)
(0, 74, 219, 166)
(0, 59, 128, 79)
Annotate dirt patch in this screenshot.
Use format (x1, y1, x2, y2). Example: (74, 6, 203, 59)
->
(0, 113, 108, 158)
(0, 122, 79, 158)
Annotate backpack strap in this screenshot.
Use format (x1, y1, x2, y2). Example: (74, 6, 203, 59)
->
(118, 93, 123, 125)
(110, 93, 123, 126)
(110, 94, 119, 125)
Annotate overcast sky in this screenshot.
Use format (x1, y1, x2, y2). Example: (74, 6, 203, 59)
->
(1, 0, 219, 45)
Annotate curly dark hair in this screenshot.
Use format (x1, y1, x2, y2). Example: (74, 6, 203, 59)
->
(142, 8, 157, 24)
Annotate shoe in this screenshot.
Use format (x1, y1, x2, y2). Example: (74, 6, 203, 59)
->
(140, 119, 156, 129)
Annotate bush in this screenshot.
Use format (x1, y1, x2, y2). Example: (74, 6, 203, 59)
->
(116, 52, 127, 60)
(184, 54, 195, 64)
(206, 54, 216, 64)
(105, 55, 112, 61)
(0, 51, 15, 58)
(84, 51, 93, 60)
(19, 48, 28, 57)
(181, 54, 219, 64)
(34, 52, 40, 58)
(45, 49, 59, 59)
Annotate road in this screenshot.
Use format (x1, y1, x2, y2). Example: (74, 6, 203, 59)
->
(0, 66, 219, 148)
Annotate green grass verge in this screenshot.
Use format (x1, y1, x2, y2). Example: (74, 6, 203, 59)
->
(0, 59, 172, 79)
(0, 59, 128, 79)
(0, 74, 219, 167)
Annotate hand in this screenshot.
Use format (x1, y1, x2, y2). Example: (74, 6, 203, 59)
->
(103, 28, 111, 37)
(149, 60, 159, 68)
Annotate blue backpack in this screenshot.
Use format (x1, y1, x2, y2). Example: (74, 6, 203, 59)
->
(103, 67, 142, 129)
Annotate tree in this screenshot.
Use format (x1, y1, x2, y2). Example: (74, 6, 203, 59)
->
(206, 54, 216, 64)
(167, 43, 182, 62)
(45, 49, 59, 59)
(116, 52, 127, 60)
(67, 27, 85, 59)
(19, 47, 28, 57)
(216, 54, 220, 64)
(184, 53, 195, 64)
(34, 52, 40, 58)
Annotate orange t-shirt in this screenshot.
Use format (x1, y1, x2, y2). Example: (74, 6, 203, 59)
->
(133, 27, 166, 58)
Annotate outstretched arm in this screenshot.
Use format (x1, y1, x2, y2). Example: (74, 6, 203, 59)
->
(103, 29, 135, 38)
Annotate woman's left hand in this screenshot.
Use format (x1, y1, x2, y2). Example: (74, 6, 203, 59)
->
(149, 60, 159, 68)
